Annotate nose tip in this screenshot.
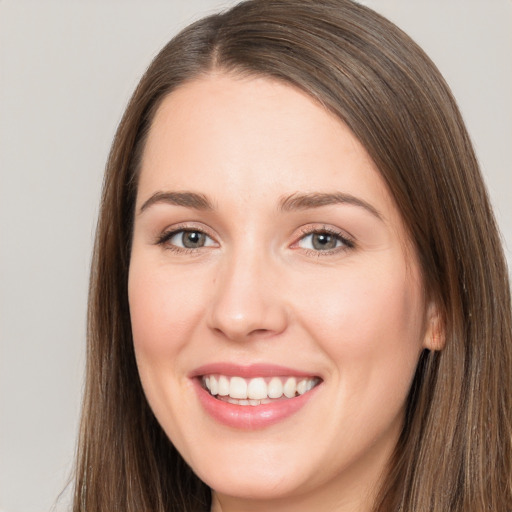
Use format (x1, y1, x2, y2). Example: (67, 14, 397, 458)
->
(207, 262, 288, 342)
(210, 303, 286, 341)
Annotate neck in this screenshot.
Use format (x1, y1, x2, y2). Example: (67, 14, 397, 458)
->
(211, 483, 377, 512)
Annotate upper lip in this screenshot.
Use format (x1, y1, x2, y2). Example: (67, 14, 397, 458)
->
(189, 362, 320, 379)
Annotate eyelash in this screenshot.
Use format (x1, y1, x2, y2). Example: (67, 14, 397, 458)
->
(155, 225, 355, 256)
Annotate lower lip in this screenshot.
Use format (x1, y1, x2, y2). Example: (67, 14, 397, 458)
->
(193, 379, 319, 430)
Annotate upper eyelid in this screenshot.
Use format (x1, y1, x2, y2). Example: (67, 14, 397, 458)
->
(160, 222, 216, 237)
(296, 224, 355, 242)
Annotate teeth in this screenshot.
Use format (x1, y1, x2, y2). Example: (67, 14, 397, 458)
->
(209, 375, 219, 395)
(247, 377, 267, 399)
(296, 378, 308, 395)
(202, 374, 319, 403)
(230, 376, 247, 399)
(268, 377, 283, 398)
(283, 377, 297, 398)
(218, 375, 230, 396)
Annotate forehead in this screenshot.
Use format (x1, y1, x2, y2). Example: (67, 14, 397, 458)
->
(137, 73, 399, 226)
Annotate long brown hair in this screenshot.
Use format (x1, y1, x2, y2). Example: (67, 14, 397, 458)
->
(74, 1, 512, 510)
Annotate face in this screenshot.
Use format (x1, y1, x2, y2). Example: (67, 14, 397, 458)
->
(129, 74, 434, 511)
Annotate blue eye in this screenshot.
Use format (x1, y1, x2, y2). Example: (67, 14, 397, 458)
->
(161, 230, 216, 250)
(298, 231, 351, 251)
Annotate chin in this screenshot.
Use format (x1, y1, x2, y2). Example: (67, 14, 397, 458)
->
(203, 465, 304, 502)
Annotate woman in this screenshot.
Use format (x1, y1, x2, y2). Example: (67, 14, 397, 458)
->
(73, 0, 512, 510)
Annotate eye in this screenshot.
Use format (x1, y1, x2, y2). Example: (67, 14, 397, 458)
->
(297, 229, 354, 252)
(158, 229, 216, 250)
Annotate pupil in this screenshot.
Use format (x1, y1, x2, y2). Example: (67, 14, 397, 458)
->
(312, 233, 336, 250)
(183, 231, 205, 248)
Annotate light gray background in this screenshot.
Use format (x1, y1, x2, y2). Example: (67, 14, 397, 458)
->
(0, 1, 510, 511)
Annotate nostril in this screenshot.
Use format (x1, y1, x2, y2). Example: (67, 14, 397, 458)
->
(211, 326, 273, 340)
(248, 328, 272, 336)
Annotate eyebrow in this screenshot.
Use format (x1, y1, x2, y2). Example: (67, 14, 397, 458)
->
(139, 191, 214, 214)
(279, 192, 383, 220)
(138, 190, 383, 221)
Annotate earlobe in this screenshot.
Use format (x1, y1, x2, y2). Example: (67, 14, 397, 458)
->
(423, 302, 445, 351)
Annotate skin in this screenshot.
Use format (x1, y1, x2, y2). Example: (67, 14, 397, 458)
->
(128, 73, 438, 512)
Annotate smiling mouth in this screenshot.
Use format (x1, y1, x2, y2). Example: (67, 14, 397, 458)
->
(201, 375, 321, 406)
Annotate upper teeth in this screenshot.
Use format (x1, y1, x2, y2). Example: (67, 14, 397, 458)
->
(202, 375, 319, 400)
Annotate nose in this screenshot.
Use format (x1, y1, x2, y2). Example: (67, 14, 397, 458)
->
(206, 249, 289, 342)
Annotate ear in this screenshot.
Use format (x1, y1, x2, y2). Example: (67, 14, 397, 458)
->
(423, 301, 445, 351)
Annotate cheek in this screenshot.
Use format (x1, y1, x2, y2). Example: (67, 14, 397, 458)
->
(129, 261, 203, 343)
(127, 260, 212, 388)
(127, 260, 212, 443)
(295, 257, 425, 390)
